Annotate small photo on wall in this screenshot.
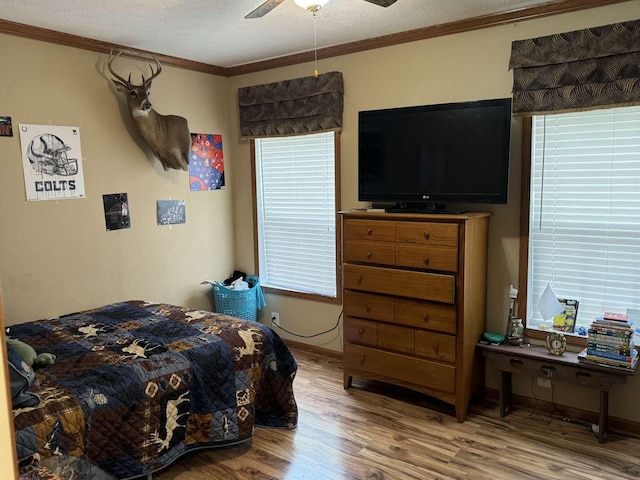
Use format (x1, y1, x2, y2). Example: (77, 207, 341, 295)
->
(157, 200, 186, 225)
(0, 116, 13, 137)
(103, 193, 131, 231)
(189, 133, 225, 191)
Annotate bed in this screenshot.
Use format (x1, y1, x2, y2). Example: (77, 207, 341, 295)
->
(9, 300, 298, 479)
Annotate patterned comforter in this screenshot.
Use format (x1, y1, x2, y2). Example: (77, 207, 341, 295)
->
(11, 300, 298, 479)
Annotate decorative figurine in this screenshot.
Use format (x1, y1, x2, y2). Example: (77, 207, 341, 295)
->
(506, 284, 524, 346)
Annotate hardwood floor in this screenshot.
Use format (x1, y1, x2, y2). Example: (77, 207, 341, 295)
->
(154, 346, 640, 480)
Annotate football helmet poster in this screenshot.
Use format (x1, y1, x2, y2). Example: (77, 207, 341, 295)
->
(19, 124, 86, 201)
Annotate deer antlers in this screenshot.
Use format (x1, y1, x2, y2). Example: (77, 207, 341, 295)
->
(107, 50, 162, 89)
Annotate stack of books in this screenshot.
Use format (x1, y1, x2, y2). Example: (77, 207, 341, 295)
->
(579, 312, 638, 370)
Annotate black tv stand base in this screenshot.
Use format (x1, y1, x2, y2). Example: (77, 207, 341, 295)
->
(381, 203, 468, 215)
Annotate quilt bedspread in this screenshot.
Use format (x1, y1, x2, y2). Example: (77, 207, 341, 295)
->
(10, 300, 298, 479)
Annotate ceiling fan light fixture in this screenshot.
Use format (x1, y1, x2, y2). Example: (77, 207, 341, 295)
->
(293, 0, 329, 13)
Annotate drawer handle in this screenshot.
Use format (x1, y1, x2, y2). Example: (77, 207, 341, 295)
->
(358, 328, 365, 335)
(423, 256, 430, 265)
(366, 251, 372, 259)
(367, 228, 372, 235)
(541, 365, 556, 377)
(432, 344, 439, 353)
(509, 359, 524, 370)
(576, 371, 592, 385)
(365, 304, 372, 312)
(357, 275, 363, 283)
(423, 232, 430, 240)
(422, 313, 429, 322)
(359, 355, 366, 365)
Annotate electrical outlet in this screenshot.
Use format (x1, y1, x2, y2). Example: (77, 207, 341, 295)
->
(271, 312, 279, 327)
(537, 377, 552, 388)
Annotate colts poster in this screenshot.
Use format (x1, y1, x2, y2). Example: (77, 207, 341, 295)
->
(19, 124, 86, 201)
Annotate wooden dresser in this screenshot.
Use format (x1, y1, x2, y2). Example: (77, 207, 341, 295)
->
(340, 211, 491, 422)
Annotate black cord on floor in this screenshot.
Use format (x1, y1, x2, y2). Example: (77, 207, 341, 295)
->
(529, 376, 553, 424)
(529, 378, 598, 437)
(548, 380, 563, 421)
(271, 310, 342, 338)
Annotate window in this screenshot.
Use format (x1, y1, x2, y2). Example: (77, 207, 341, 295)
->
(526, 106, 640, 333)
(253, 131, 340, 300)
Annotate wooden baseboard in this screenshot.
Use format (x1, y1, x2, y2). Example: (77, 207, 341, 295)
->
(283, 339, 343, 360)
(483, 387, 640, 439)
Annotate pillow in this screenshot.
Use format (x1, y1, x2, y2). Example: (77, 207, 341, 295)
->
(6, 342, 39, 409)
(6, 337, 56, 368)
(6, 337, 37, 366)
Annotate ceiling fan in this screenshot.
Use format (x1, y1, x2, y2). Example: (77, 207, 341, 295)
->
(246, 0, 398, 19)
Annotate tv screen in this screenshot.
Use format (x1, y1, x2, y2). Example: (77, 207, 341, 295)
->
(358, 98, 512, 211)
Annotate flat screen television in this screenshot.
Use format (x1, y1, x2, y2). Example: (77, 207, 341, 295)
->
(358, 98, 512, 213)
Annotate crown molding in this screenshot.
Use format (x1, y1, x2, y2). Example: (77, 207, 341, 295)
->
(0, 0, 632, 77)
(0, 19, 228, 76)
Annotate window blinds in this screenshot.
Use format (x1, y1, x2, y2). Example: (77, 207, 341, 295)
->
(527, 106, 640, 330)
(255, 132, 337, 297)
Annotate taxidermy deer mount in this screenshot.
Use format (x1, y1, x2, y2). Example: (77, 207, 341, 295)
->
(108, 51, 191, 171)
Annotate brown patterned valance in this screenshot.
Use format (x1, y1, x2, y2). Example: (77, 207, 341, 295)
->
(238, 71, 344, 139)
(509, 19, 640, 115)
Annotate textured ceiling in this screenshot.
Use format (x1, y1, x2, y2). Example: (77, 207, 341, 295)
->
(0, 0, 583, 68)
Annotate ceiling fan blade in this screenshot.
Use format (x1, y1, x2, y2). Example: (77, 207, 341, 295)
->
(245, 0, 286, 19)
(362, 0, 398, 6)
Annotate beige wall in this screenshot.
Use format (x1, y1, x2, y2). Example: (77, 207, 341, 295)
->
(0, 35, 236, 324)
(230, 1, 640, 422)
(232, 24, 524, 349)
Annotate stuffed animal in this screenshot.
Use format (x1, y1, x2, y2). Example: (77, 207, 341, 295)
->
(6, 337, 56, 368)
(33, 352, 57, 368)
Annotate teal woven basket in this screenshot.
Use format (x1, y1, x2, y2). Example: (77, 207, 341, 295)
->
(211, 275, 260, 321)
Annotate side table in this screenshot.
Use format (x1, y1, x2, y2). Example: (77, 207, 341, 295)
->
(477, 343, 636, 443)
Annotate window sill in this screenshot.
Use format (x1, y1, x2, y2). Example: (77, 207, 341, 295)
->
(525, 327, 587, 348)
(261, 285, 342, 305)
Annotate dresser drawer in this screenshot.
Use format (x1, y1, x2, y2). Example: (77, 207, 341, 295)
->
(344, 264, 455, 304)
(344, 290, 395, 322)
(415, 330, 456, 363)
(396, 244, 458, 272)
(397, 222, 459, 247)
(344, 344, 456, 393)
(344, 316, 378, 346)
(344, 240, 396, 266)
(344, 219, 396, 242)
(395, 298, 457, 334)
(378, 323, 414, 354)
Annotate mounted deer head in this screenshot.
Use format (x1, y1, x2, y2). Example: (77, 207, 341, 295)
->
(108, 51, 191, 171)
